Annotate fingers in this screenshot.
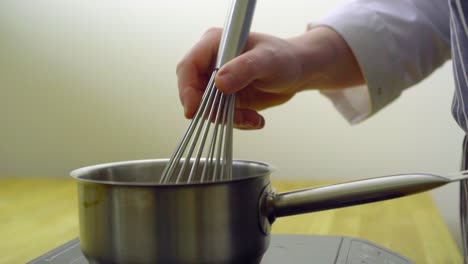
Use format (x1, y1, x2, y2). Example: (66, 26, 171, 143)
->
(235, 87, 296, 111)
(179, 86, 204, 118)
(177, 28, 223, 116)
(215, 46, 274, 94)
(233, 108, 265, 130)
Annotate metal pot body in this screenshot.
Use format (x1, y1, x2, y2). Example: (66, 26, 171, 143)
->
(73, 159, 272, 264)
(73, 159, 452, 263)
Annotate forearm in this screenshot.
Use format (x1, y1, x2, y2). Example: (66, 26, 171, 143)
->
(312, 0, 451, 123)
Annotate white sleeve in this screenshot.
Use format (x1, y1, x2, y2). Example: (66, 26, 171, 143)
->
(313, 0, 451, 124)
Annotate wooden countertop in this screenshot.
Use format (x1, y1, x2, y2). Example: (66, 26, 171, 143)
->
(0, 177, 462, 264)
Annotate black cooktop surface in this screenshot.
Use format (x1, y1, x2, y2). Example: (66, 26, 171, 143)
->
(28, 235, 413, 264)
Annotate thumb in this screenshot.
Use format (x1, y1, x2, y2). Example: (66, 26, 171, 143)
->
(215, 49, 270, 94)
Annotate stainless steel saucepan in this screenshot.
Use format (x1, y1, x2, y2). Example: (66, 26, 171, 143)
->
(71, 159, 466, 264)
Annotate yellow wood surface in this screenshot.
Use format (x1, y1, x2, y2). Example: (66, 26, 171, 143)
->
(0, 178, 462, 264)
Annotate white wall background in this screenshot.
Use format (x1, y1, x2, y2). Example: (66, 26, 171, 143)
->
(0, 0, 464, 248)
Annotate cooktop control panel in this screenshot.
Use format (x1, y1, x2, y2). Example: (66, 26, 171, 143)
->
(339, 239, 410, 264)
(29, 235, 413, 264)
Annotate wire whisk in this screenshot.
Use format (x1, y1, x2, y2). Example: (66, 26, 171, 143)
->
(159, 0, 256, 184)
(159, 70, 235, 183)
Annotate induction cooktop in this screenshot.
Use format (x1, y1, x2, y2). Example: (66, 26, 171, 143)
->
(28, 235, 413, 264)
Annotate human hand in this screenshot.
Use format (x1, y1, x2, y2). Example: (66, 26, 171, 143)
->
(176, 26, 364, 129)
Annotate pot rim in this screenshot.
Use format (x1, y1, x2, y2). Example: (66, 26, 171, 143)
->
(70, 158, 275, 187)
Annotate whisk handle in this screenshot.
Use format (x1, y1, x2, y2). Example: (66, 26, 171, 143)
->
(215, 0, 257, 68)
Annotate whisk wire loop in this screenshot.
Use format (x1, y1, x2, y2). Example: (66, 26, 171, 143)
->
(186, 86, 222, 182)
(160, 69, 235, 184)
(200, 92, 225, 182)
(160, 71, 218, 183)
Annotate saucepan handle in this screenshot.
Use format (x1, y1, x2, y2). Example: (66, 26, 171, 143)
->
(260, 172, 468, 229)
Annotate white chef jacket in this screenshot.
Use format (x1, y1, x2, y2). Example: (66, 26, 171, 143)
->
(315, 0, 452, 124)
(318, 1, 468, 262)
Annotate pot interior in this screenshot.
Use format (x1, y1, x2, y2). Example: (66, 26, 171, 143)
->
(70, 159, 273, 186)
